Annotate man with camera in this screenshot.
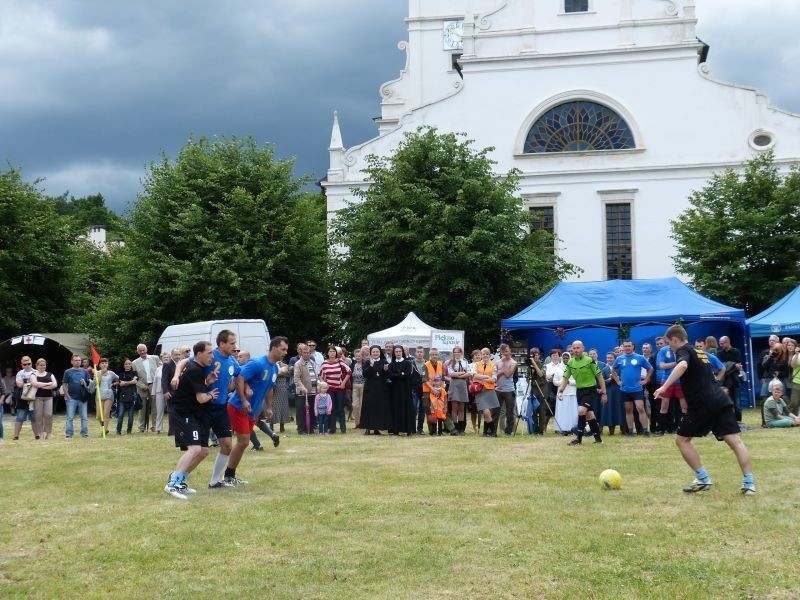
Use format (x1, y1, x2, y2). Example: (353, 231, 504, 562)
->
(524, 348, 549, 434)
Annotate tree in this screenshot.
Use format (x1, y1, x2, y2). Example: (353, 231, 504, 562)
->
(0, 167, 98, 340)
(52, 193, 125, 232)
(86, 136, 328, 356)
(328, 127, 578, 347)
(671, 152, 800, 315)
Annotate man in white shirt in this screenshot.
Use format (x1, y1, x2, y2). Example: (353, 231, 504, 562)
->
(133, 343, 161, 432)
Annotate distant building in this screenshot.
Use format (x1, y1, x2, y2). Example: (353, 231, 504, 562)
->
(322, 0, 800, 281)
(85, 226, 124, 252)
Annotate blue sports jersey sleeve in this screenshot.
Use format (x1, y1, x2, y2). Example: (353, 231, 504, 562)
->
(707, 352, 724, 371)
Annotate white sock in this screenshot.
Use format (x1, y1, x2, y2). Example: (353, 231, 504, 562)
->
(210, 453, 229, 485)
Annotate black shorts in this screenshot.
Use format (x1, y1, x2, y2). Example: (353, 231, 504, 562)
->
(577, 387, 598, 412)
(206, 403, 233, 439)
(620, 390, 645, 403)
(172, 407, 210, 448)
(677, 404, 740, 440)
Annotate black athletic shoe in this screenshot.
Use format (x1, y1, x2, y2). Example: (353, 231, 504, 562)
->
(568, 439, 582, 446)
(272, 434, 280, 448)
(682, 479, 712, 493)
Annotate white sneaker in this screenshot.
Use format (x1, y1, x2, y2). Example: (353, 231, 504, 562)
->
(177, 483, 197, 495)
(223, 476, 248, 486)
(741, 483, 756, 496)
(164, 484, 188, 500)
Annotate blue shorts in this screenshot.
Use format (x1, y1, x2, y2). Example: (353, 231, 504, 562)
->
(15, 403, 36, 423)
(206, 403, 233, 439)
(620, 390, 645, 403)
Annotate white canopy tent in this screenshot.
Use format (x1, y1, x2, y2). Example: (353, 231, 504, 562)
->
(367, 312, 439, 349)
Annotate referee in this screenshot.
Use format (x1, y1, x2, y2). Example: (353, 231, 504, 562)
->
(557, 340, 607, 446)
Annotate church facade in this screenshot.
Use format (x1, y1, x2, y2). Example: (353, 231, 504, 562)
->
(322, 0, 800, 281)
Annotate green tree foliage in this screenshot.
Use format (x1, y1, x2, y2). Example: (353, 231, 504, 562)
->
(671, 152, 800, 314)
(0, 168, 100, 339)
(87, 136, 328, 356)
(52, 193, 126, 238)
(329, 128, 578, 347)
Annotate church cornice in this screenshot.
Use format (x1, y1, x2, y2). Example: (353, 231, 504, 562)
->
(697, 63, 800, 120)
(460, 43, 702, 73)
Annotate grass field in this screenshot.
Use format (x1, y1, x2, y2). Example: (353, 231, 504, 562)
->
(1, 409, 799, 599)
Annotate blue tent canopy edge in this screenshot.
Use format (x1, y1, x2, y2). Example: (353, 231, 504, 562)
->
(501, 277, 744, 329)
(746, 285, 800, 337)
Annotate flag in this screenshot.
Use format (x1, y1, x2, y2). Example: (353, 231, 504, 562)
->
(90, 343, 101, 368)
(90, 343, 105, 437)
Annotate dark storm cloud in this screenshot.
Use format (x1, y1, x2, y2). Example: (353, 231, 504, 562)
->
(0, 0, 408, 211)
(0, 1, 797, 214)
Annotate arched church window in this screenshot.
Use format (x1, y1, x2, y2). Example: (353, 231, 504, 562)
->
(524, 101, 635, 153)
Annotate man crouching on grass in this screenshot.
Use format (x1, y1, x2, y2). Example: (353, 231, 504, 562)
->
(164, 341, 219, 500)
(224, 336, 289, 486)
(654, 325, 755, 496)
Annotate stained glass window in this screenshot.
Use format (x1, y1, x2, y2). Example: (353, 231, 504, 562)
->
(606, 203, 632, 280)
(524, 101, 635, 153)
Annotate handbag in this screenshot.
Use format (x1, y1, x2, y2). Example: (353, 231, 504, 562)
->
(22, 382, 37, 401)
(468, 381, 484, 395)
(426, 412, 438, 425)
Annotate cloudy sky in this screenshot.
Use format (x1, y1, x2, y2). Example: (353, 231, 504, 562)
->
(1, 0, 798, 214)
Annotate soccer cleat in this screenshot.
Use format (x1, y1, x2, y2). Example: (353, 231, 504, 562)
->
(223, 476, 248, 486)
(741, 484, 756, 496)
(208, 480, 235, 489)
(272, 434, 280, 448)
(682, 479, 713, 493)
(164, 484, 188, 500)
(593, 438, 603, 444)
(568, 439, 582, 446)
(177, 483, 196, 494)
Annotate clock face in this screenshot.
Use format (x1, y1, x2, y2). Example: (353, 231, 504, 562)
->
(442, 20, 464, 51)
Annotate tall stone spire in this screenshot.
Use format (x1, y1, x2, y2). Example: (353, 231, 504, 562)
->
(328, 111, 345, 182)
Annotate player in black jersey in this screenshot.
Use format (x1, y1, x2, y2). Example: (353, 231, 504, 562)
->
(654, 325, 755, 495)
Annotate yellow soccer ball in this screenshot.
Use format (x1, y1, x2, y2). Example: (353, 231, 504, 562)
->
(599, 469, 622, 490)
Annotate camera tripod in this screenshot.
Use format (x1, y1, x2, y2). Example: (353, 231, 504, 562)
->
(514, 369, 562, 435)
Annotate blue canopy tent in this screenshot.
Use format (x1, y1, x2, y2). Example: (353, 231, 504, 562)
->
(500, 277, 753, 406)
(746, 286, 800, 337)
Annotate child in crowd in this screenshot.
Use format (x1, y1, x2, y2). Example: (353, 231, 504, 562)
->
(763, 382, 800, 427)
(429, 376, 448, 436)
(315, 381, 332, 435)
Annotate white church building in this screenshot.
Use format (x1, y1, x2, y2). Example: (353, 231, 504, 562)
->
(322, 0, 800, 281)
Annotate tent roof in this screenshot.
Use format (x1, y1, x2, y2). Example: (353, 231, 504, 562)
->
(746, 286, 800, 337)
(367, 312, 438, 346)
(501, 277, 744, 329)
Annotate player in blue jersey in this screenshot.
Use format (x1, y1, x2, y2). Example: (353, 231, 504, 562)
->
(612, 340, 654, 436)
(655, 336, 684, 434)
(224, 336, 289, 486)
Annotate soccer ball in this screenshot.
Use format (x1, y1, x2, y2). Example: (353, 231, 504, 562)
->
(599, 469, 622, 490)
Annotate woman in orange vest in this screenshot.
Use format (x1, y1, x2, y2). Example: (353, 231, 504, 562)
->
(471, 347, 500, 437)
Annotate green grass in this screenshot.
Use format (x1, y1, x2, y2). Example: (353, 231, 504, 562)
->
(1, 410, 799, 599)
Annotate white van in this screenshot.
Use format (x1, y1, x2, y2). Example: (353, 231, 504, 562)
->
(156, 319, 270, 357)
